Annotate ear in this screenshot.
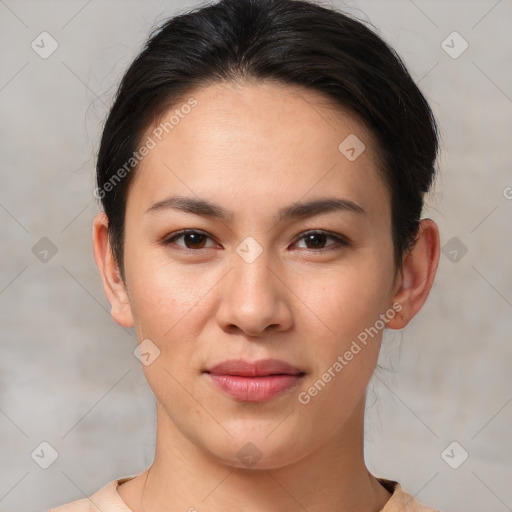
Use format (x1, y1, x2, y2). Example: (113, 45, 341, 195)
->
(92, 212, 134, 328)
(386, 218, 440, 329)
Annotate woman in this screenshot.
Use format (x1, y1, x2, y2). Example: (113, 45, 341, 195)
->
(50, 0, 441, 510)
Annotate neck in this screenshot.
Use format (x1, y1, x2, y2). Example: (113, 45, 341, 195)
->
(120, 394, 391, 512)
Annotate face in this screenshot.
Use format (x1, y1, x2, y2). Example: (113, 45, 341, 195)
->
(114, 81, 401, 468)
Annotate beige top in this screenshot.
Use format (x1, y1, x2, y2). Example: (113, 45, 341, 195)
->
(48, 475, 439, 511)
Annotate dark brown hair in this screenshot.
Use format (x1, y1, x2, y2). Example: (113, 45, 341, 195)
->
(96, 0, 439, 280)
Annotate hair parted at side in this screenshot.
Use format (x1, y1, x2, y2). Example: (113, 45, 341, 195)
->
(96, 0, 439, 281)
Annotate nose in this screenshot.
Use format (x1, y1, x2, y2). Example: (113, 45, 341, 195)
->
(215, 247, 294, 337)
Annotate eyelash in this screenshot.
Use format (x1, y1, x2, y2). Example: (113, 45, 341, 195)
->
(162, 229, 350, 254)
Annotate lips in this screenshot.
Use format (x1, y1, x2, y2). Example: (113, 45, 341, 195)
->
(205, 358, 304, 377)
(204, 358, 306, 402)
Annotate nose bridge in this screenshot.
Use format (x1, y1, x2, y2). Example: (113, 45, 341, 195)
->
(216, 237, 291, 335)
(231, 239, 276, 305)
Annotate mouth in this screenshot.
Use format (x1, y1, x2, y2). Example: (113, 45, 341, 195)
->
(203, 359, 306, 402)
(204, 358, 305, 377)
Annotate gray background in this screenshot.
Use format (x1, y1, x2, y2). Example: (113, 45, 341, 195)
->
(1, 0, 511, 510)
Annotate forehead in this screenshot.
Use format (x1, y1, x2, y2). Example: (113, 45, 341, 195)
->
(125, 81, 390, 225)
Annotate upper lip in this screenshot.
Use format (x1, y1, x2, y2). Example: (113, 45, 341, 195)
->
(205, 358, 305, 377)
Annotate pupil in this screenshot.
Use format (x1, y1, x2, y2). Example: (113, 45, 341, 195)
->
(306, 233, 325, 248)
(186, 233, 205, 249)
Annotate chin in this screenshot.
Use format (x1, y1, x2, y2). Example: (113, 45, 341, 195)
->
(204, 432, 311, 471)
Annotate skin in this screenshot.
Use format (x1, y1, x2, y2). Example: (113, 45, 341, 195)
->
(93, 81, 440, 512)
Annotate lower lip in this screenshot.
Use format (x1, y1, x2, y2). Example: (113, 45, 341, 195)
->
(206, 373, 304, 402)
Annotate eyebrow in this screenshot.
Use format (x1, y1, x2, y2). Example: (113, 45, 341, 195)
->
(145, 195, 366, 222)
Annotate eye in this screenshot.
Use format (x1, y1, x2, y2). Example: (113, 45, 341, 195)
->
(163, 229, 217, 251)
(292, 230, 349, 252)
(162, 229, 349, 253)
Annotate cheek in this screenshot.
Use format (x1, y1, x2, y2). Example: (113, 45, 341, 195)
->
(125, 258, 223, 395)
(295, 269, 389, 420)
(124, 242, 207, 335)
(297, 262, 392, 338)
(130, 267, 207, 407)
(292, 254, 393, 395)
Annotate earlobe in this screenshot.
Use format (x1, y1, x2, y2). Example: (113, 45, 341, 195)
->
(386, 218, 440, 330)
(92, 212, 135, 328)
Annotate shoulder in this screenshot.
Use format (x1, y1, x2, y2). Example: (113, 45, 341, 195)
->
(47, 499, 93, 512)
(47, 476, 136, 512)
(378, 477, 440, 512)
